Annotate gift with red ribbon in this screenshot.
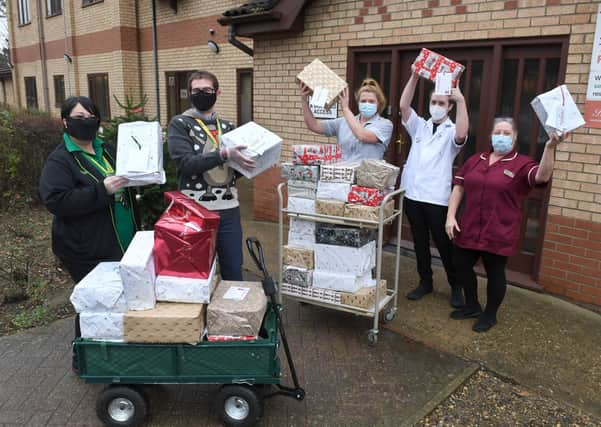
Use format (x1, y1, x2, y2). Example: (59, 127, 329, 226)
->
(347, 185, 385, 207)
(153, 191, 220, 279)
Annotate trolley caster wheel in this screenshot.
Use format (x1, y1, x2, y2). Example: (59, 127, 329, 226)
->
(367, 330, 378, 346)
(383, 308, 397, 323)
(216, 385, 264, 427)
(96, 385, 147, 427)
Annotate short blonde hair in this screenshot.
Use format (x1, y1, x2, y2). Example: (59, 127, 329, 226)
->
(355, 78, 387, 114)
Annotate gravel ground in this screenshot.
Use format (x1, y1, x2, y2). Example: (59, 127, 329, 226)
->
(419, 369, 601, 427)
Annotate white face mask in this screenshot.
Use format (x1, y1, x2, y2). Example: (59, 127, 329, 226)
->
(429, 104, 448, 122)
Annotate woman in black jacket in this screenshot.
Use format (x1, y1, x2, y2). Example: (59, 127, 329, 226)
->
(40, 96, 139, 283)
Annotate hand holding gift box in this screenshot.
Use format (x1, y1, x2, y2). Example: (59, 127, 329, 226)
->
(531, 84, 585, 138)
(296, 58, 348, 110)
(412, 48, 465, 87)
(115, 121, 166, 186)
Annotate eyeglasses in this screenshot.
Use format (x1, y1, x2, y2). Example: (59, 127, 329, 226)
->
(191, 88, 216, 95)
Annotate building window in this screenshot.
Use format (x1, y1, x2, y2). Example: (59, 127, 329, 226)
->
(24, 77, 38, 109)
(18, 0, 31, 25)
(88, 73, 110, 120)
(54, 75, 65, 108)
(82, 0, 103, 7)
(46, 0, 62, 16)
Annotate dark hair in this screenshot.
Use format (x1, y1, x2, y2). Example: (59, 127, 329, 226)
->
(187, 70, 219, 94)
(60, 96, 101, 120)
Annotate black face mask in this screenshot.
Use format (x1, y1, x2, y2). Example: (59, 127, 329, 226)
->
(191, 91, 217, 112)
(65, 116, 100, 141)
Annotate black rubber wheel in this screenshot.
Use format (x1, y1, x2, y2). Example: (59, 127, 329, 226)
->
(96, 385, 148, 427)
(216, 385, 263, 427)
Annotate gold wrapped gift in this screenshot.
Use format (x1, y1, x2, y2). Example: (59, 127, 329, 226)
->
(124, 303, 205, 343)
(343, 200, 394, 221)
(315, 199, 346, 217)
(283, 245, 314, 269)
(341, 280, 387, 309)
(296, 58, 348, 109)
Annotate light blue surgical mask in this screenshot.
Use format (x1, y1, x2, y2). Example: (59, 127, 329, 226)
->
(491, 134, 513, 154)
(359, 102, 377, 118)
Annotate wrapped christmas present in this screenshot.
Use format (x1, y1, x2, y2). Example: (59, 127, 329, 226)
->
(207, 281, 268, 338)
(531, 84, 585, 137)
(119, 231, 156, 311)
(344, 199, 394, 222)
(80, 312, 124, 342)
(315, 199, 345, 217)
(288, 179, 317, 199)
(124, 303, 205, 343)
(341, 280, 387, 309)
(288, 218, 316, 248)
(355, 159, 400, 190)
(412, 48, 465, 87)
(280, 282, 342, 304)
(347, 185, 385, 207)
(316, 181, 351, 202)
(155, 259, 217, 304)
(314, 241, 375, 276)
(315, 223, 376, 248)
(281, 162, 320, 182)
(313, 269, 374, 293)
(292, 144, 342, 165)
(116, 121, 166, 186)
(287, 196, 315, 215)
(207, 335, 257, 342)
(296, 58, 348, 110)
(319, 161, 360, 183)
(283, 245, 314, 269)
(70, 262, 128, 313)
(282, 265, 313, 288)
(154, 191, 220, 279)
(220, 121, 283, 179)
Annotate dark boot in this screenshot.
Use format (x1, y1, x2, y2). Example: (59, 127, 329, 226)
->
(450, 304, 483, 320)
(406, 283, 433, 301)
(472, 314, 497, 332)
(450, 286, 464, 308)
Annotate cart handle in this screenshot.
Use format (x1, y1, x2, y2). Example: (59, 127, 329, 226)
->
(245, 237, 277, 297)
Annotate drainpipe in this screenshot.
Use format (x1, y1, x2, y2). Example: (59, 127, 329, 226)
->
(151, 0, 160, 122)
(62, 0, 71, 97)
(35, 0, 50, 111)
(228, 25, 253, 57)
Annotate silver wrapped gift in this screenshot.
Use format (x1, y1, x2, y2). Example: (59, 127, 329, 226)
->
(287, 196, 315, 214)
(355, 160, 400, 190)
(282, 265, 313, 287)
(316, 181, 351, 202)
(312, 269, 374, 293)
(314, 241, 375, 276)
(80, 312, 124, 342)
(119, 231, 156, 311)
(70, 262, 128, 313)
(288, 180, 317, 199)
(288, 218, 316, 248)
(281, 162, 320, 182)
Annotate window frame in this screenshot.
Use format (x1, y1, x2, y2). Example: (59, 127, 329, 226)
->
(82, 0, 104, 8)
(46, 0, 62, 17)
(53, 75, 65, 108)
(18, 0, 31, 26)
(87, 73, 111, 120)
(24, 76, 38, 110)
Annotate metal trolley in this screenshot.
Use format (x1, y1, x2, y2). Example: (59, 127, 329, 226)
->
(277, 182, 405, 346)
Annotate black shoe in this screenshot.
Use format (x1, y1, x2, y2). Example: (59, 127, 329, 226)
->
(450, 306, 483, 320)
(472, 315, 497, 332)
(450, 287, 464, 308)
(406, 285, 433, 301)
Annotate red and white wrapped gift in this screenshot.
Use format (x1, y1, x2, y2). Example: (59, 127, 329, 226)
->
(347, 185, 385, 207)
(412, 48, 465, 87)
(207, 334, 257, 342)
(153, 191, 220, 279)
(292, 144, 342, 165)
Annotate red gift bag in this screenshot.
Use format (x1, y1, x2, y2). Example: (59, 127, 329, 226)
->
(347, 185, 385, 207)
(153, 191, 220, 279)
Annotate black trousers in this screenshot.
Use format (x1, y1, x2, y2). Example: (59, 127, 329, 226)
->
(453, 246, 508, 319)
(404, 197, 456, 288)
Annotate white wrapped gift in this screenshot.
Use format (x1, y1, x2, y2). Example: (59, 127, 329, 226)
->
(313, 270, 374, 293)
(531, 84, 585, 137)
(288, 180, 317, 199)
(316, 181, 351, 202)
(119, 231, 156, 310)
(287, 196, 315, 215)
(319, 161, 360, 183)
(288, 218, 316, 248)
(220, 121, 283, 179)
(315, 241, 376, 275)
(155, 259, 217, 304)
(116, 121, 166, 186)
(70, 262, 128, 313)
(80, 312, 124, 342)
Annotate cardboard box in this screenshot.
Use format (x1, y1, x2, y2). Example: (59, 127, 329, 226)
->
(314, 241, 375, 276)
(355, 160, 400, 190)
(207, 281, 268, 337)
(116, 121, 166, 186)
(282, 265, 313, 287)
(412, 48, 465, 87)
(315, 223, 376, 248)
(124, 303, 205, 343)
(155, 259, 218, 304)
(80, 312, 124, 342)
(287, 196, 315, 215)
(341, 280, 387, 309)
(316, 181, 351, 202)
(344, 200, 394, 222)
(283, 245, 314, 269)
(348, 185, 385, 207)
(319, 161, 359, 183)
(288, 180, 317, 199)
(288, 218, 316, 249)
(312, 269, 374, 293)
(281, 163, 320, 182)
(292, 144, 342, 165)
(531, 84, 585, 137)
(315, 199, 346, 217)
(119, 231, 156, 311)
(70, 262, 128, 313)
(296, 58, 348, 109)
(221, 121, 283, 179)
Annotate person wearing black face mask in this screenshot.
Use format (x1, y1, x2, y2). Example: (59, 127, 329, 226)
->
(168, 70, 255, 281)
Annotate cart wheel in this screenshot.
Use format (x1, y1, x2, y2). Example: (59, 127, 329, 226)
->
(383, 308, 397, 323)
(216, 385, 263, 427)
(96, 385, 147, 427)
(367, 330, 378, 346)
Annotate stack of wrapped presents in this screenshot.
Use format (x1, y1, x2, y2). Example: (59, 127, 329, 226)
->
(281, 145, 400, 309)
(70, 191, 267, 343)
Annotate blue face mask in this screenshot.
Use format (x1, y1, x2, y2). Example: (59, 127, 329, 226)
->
(359, 102, 377, 118)
(491, 134, 513, 154)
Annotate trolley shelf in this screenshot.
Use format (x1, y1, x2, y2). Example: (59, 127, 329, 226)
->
(282, 208, 403, 229)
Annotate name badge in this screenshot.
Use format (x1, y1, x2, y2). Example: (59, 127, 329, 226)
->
(503, 169, 514, 178)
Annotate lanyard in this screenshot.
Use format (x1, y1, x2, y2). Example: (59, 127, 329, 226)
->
(83, 153, 115, 176)
(195, 118, 222, 149)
